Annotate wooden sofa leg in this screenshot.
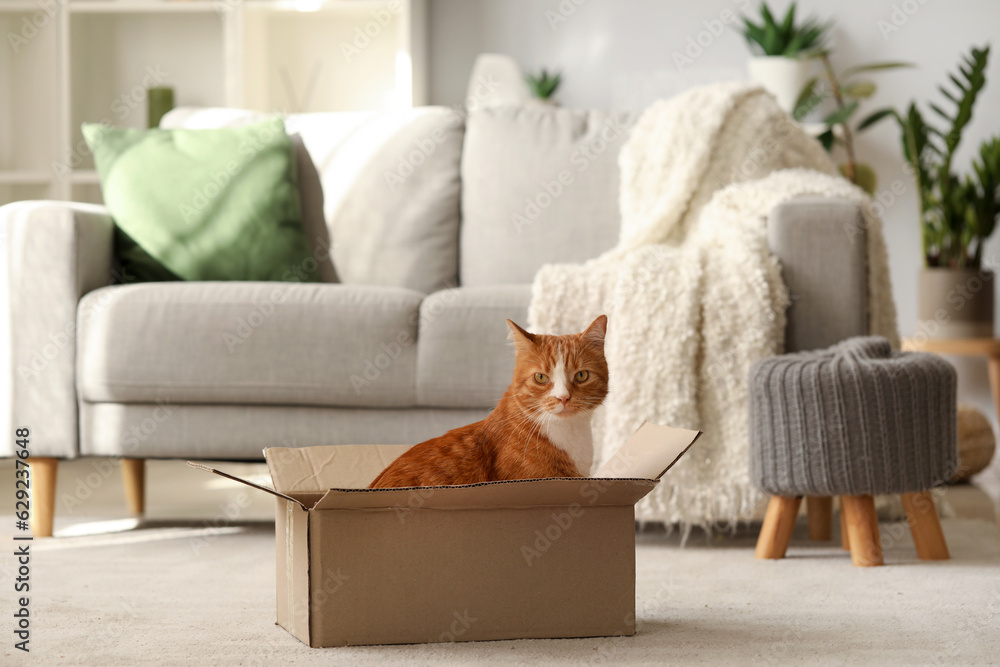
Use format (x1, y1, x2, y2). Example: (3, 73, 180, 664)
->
(901, 491, 949, 561)
(755, 495, 802, 559)
(27, 458, 58, 537)
(121, 459, 146, 516)
(839, 503, 850, 550)
(807, 496, 833, 541)
(840, 495, 883, 567)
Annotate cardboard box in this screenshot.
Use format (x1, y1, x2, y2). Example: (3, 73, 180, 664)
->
(189, 422, 700, 647)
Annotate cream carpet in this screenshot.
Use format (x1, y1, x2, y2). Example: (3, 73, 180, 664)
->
(2, 514, 998, 665)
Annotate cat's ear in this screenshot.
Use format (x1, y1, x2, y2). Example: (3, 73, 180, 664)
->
(506, 320, 537, 349)
(582, 315, 608, 348)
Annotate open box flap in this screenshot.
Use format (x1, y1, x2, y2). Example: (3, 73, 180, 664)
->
(263, 444, 411, 494)
(593, 422, 702, 479)
(189, 422, 699, 509)
(186, 461, 309, 510)
(311, 477, 658, 510)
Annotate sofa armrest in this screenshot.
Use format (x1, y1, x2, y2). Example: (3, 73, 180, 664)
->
(767, 196, 868, 353)
(2, 201, 116, 458)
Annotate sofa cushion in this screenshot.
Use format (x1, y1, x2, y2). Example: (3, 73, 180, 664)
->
(77, 282, 423, 408)
(460, 106, 636, 286)
(162, 107, 464, 294)
(83, 119, 317, 284)
(289, 109, 464, 294)
(416, 285, 531, 408)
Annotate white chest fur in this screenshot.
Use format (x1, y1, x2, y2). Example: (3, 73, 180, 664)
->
(541, 412, 594, 476)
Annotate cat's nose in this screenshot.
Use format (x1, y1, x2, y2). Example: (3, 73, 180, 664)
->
(558, 396, 569, 407)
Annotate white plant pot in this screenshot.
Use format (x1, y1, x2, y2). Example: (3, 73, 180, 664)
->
(747, 56, 814, 114)
(526, 97, 558, 108)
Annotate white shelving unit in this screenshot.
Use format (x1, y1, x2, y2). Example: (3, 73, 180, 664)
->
(0, 0, 427, 207)
(0, 4, 61, 204)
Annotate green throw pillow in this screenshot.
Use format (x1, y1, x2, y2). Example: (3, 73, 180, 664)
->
(83, 119, 317, 283)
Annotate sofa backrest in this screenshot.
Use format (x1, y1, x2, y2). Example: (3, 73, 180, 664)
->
(162, 107, 464, 294)
(459, 106, 636, 286)
(164, 105, 637, 292)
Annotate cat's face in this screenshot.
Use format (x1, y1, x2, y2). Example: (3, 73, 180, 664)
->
(506, 315, 609, 419)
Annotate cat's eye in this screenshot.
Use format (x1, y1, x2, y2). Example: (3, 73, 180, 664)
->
(575, 370, 590, 382)
(534, 373, 549, 384)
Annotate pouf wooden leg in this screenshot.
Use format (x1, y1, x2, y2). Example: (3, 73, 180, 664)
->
(840, 495, 883, 567)
(755, 496, 802, 559)
(839, 504, 850, 550)
(807, 496, 833, 541)
(901, 491, 950, 561)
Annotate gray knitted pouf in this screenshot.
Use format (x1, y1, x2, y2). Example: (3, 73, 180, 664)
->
(749, 336, 958, 497)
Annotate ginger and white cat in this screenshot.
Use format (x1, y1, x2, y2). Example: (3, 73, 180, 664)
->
(369, 316, 609, 488)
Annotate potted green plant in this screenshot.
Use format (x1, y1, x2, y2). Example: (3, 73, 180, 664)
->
(525, 69, 562, 106)
(740, 2, 828, 112)
(793, 57, 912, 194)
(889, 46, 999, 337)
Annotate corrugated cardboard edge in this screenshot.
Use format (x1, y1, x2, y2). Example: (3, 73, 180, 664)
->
(656, 429, 702, 479)
(186, 462, 307, 510)
(593, 422, 703, 480)
(310, 477, 658, 510)
(273, 498, 313, 646)
(298, 502, 313, 646)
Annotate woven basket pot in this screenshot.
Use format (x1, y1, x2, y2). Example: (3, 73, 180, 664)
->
(952, 405, 996, 482)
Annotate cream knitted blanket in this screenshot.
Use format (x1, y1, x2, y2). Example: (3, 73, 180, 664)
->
(528, 82, 899, 529)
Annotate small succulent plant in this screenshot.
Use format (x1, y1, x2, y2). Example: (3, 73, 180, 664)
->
(741, 2, 829, 57)
(525, 69, 562, 100)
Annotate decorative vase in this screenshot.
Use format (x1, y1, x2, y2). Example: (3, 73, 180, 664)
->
(147, 87, 175, 129)
(918, 267, 995, 338)
(747, 56, 813, 114)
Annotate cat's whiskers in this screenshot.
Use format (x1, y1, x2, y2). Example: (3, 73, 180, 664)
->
(522, 405, 549, 465)
(504, 402, 546, 466)
(536, 412, 554, 461)
(526, 402, 556, 462)
(515, 414, 536, 465)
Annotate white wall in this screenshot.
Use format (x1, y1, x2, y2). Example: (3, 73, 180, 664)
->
(428, 0, 1000, 420)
